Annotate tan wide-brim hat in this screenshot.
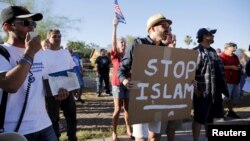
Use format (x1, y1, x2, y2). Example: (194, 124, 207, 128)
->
(0, 132, 27, 141)
(146, 13, 172, 33)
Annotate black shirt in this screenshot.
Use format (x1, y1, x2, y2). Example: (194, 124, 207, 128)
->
(95, 56, 110, 75)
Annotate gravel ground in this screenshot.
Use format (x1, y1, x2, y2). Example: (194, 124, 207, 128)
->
(59, 91, 118, 132)
(59, 91, 250, 139)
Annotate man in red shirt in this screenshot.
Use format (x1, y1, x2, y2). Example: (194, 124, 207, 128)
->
(219, 42, 241, 118)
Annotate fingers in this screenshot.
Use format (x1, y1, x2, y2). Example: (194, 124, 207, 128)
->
(123, 80, 137, 89)
(126, 82, 134, 89)
(122, 79, 129, 87)
(55, 88, 69, 100)
(25, 32, 30, 42)
(192, 80, 198, 88)
(24, 32, 42, 56)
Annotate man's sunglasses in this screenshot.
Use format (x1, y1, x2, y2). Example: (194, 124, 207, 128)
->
(12, 20, 36, 27)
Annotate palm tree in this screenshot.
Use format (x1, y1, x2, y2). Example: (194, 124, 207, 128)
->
(184, 35, 193, 48)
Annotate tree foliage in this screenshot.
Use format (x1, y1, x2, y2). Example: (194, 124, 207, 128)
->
(126, 34, 137, 47)
(0, 0, 80, 41)
(184, 35, 193, 48)
(67, 41, 93, 58)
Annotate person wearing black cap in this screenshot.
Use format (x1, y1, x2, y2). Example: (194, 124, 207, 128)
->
(118, 13, 173, 141)
(0, 6, 68, 141)
(192, 28, 229, 141)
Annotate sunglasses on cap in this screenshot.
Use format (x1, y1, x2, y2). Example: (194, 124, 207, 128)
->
(12, 20, 36, 27)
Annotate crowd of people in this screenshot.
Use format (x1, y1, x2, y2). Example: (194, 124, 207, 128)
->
(0, 5, 250, 141)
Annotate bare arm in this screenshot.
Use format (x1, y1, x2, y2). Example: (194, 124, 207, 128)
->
(112, 17, 118, 52)
(0, 33, 42, 93)
(224, 65, 240, 71)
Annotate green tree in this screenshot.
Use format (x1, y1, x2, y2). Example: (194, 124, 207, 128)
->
(184, 35, 193, 48)
(67, 41, 93, 58)
(87, 42, 100, 49)
(0, 0, 80, 41)
(126, 35, 137, 47)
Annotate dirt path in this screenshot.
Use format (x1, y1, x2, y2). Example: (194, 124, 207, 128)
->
(59, 92, 250, 134)
(60, 92, 118, 132)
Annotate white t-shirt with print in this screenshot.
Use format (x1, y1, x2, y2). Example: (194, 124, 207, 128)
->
(0, 43, 51, 135)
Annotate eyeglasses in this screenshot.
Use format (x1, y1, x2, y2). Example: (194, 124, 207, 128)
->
(12, 20, 36, 27)
(206, 33, 213, 36)
(51, 34, 61, 38)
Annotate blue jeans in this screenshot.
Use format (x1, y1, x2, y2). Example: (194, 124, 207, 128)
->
(24, 126, 57, 141)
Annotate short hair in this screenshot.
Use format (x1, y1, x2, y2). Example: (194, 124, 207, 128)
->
(224, 42, 237, 49)
(100, 48, 105, 52)
(117, 37, 126, 43)
(47, 29, 60, 39)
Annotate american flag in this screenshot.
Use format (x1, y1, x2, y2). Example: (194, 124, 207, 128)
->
(114, 0, 126, 24)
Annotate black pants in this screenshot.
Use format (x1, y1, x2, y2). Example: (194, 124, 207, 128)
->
(96, 74, 110, 95)
(193, 92, 224, 124)
(46, 94, 77, 141)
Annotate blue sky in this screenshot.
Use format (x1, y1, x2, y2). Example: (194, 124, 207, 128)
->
(1, 0, 250, 50)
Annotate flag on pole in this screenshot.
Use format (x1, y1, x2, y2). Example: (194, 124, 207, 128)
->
(114, 0, 126, 24)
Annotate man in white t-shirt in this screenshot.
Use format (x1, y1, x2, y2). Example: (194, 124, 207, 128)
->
(44, 29, 78, 141)
(0, 6, 68, 141)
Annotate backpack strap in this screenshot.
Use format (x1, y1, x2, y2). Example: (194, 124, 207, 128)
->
(0, 45, 10, 62)
(0, 91, 8, 133)
(0, 45, 10, 133)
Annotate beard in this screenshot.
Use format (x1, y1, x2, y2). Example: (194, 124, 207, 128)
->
(12, 28, 26, 41)
(161, 30, 169, 40)
(156, 32, 167, 41)
(210, 39, 214, 44)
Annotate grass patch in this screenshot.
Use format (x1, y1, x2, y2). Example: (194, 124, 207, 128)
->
(60, 125, 126, 141)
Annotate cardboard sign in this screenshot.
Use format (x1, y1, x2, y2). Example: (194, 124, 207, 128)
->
(128, 45, 198, 124)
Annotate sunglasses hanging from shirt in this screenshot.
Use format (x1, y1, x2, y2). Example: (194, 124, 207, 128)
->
(12, 20, 36, 27)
